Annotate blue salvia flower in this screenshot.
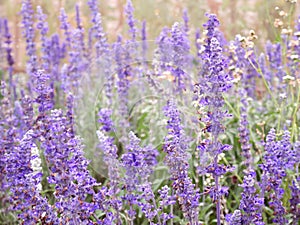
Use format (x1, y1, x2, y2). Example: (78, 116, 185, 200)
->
(238, 90, 253, 168)
(75, 4, 88, 66)
(6, 130, 59, 224)
(36, 6, 50, 72)
(239, 169, 264, 225)
(0, 81, 19, 220)
(227, 210, 242, 225)
(114, 35, 130, 136)
(21, 0, 37, 92)
(157, 185, 176, 224)
(289, 177, 300, 224)
(3, 19, 15, 99)
(125, 0, 137, 42)
(182, 8, 189, 33)
(59, 8, 71, 49)
(259, 129, 297, 225)
(163, 99, 200, 224)
(121, 131, 158, 223)
(87, 0, 99, 23)
(40, 109, 100, 224)
(124, 0, 139, 81)
(33, 70, 53, 113)
(266, 41, 286, 89)
(258, 53, 272, 84)
(87, 0, 99, 58)
(195, 13, 232, 225)
(20, 94, 34, 131)
(49, 34, 63, 82)
(155, 27, 172, 77)
(97, 110, 125, 224)
(170, 22, 191, 93)
(98, 108, 114, 132)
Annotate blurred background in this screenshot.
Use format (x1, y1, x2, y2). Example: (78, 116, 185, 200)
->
(0, 0, 299, 72)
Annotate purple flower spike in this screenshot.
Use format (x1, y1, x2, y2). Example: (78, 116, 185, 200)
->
(6, 130, 58, 224)
(21, 0, 38, 91)
(163, 99, 200, 224)
(3, 19, 15, 98)
(125, 0, 137, 41)
(195, 13, 232, 225)
(259, 129, 298, 225)
(239, 169, 264, 224)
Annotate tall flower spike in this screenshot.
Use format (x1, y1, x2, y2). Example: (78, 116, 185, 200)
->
(97, 110, 123, 224)
(21, 0, 37, 92)
(3, 19, 15, 98)
(238, 90, 253, 168)
(125, 0, 137, 41)
(114, 35, 130, 137)
(155, 27, 173, 81)
(59, 8, 71, 49)
(182, 8, 189, 33)
(36, 6, 50, 72)
(141, 20, 148, 68)
(195, 14, 232, 225)
(170, 22, 191, 93)
(87, 0, 99, 24)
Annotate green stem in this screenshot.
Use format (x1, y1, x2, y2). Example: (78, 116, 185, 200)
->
(224, 95, 240, 119)
(291, 83, 300, 140)
(248, 58, 279, 108)
(222, 156, 243, 183)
